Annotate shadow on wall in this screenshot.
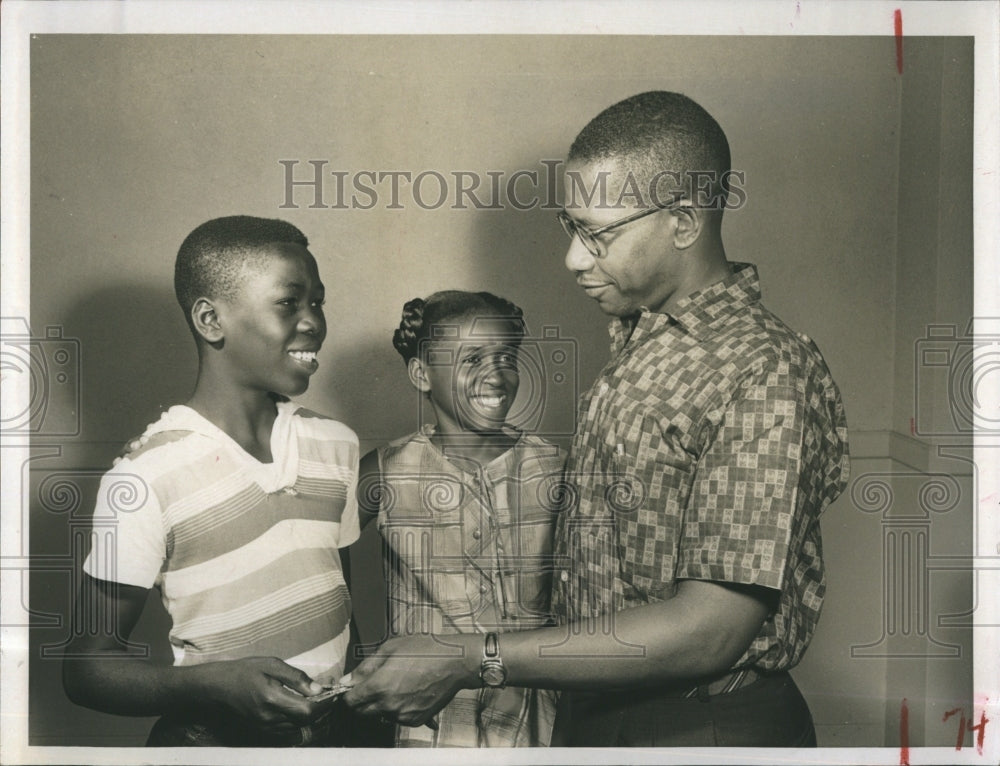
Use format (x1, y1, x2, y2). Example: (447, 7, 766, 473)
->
(29, 283, 193, 745)
(70, 282, 198, 447)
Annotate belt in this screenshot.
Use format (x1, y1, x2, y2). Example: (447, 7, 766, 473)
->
(566, 666, 764, 710)
(684, 666, 763, 701)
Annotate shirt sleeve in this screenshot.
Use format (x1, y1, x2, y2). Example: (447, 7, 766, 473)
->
(676, 370, 806, 591)
(337, 439, 361, 549)
(82, 465, 165, 588)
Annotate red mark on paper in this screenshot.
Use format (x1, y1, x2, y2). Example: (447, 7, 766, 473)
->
(894, 9, 904, 74)
(910, 416, 915, 436)
(900, 698, 910, 765)
(943, 704, 990, 755)
(944, 706, 967, 750)
(971, 709, 989, 755)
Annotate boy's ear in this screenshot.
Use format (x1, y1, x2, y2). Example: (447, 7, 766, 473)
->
(407, 357, 432, 393)
(191, 297, 224, 344)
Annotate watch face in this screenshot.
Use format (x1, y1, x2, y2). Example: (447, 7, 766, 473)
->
(481, 664, 507, 687)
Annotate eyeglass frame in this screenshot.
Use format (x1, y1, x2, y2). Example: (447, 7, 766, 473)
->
(556, 192, 689, 258)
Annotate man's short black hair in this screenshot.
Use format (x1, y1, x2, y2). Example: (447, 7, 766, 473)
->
(568, 91, 731, 207)
(174, 215, 309, 332)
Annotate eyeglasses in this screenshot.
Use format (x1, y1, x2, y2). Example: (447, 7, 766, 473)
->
(556, 193, 688, 258)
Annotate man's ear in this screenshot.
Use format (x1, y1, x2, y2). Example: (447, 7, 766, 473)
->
(191, 297, 224, 344)
(670, 204, 705, 251)
(407, 357, 432, 393)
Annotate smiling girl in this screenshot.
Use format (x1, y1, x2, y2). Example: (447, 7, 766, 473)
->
(355, 290, 565, 747)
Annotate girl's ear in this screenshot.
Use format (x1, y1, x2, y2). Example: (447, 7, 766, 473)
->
(191, 297, 224, 344)
(407, 357, 432, 393)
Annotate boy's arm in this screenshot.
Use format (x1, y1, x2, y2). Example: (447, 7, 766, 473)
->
(357, 448, 381, 530)
(62, 573, 333, 731)
(339, 545, 364, 674)
(342, 449, 380, 671)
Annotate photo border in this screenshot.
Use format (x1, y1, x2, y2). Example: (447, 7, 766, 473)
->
(2, 1, 998, 764)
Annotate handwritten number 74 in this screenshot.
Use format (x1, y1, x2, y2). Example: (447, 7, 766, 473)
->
(942, 706, 989, 755)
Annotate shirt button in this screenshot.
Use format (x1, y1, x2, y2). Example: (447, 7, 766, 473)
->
(472, 529, 481, 540)
(599, 382, 610, 396)
(560, 570, 569, 582)
(480, 584, 489, 594)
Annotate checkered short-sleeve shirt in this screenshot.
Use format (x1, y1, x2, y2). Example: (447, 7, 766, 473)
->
(551, 263, 849, 671)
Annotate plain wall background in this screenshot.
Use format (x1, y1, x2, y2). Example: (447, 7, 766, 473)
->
(26, 35, 973, 747)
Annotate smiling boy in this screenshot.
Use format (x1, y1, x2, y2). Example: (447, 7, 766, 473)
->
(62, 216, 361, 747)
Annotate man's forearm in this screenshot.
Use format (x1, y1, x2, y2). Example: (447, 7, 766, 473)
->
(494, 580, 768, 691)
(344, 580, 771, 726)
(382, 579, 770, 693)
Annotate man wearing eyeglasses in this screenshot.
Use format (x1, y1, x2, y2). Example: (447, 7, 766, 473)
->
(345, 91, 849, 748)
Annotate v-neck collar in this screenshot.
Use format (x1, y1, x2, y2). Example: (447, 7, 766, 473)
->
(144, 401, 300, 493)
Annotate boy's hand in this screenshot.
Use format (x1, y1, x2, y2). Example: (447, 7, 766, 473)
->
(199, 657, 334, 732)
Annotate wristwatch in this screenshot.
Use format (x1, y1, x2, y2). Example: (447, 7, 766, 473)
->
(479, 632, 508, 688)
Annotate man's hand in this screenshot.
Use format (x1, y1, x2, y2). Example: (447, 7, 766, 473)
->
(343, 635, 476, 727)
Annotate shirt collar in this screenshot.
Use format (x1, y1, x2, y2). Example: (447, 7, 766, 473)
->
(143, 400, 300, 492)
(609, 262, 761, 353)
(417, 423, 525, 471)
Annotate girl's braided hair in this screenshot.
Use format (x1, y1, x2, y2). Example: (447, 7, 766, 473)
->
(392, 290, 525, 363)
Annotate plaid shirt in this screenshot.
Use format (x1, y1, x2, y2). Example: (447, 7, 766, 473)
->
(551, 263, 849, 671)
(376, 426, 564, 746)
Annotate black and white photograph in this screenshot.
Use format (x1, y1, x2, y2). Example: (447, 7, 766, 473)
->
(1, 1, 998, 764)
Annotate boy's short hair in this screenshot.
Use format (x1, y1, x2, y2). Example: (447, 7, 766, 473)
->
(174, 215, 309, 333)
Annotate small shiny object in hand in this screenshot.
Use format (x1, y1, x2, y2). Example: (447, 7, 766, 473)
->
(307, 679, 354, 703)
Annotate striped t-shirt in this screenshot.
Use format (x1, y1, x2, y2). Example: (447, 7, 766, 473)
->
(84, 401, 359, 684)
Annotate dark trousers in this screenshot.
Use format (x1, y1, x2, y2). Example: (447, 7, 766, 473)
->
(145, 701, 394, 748)
(552, 672, 817, 747)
